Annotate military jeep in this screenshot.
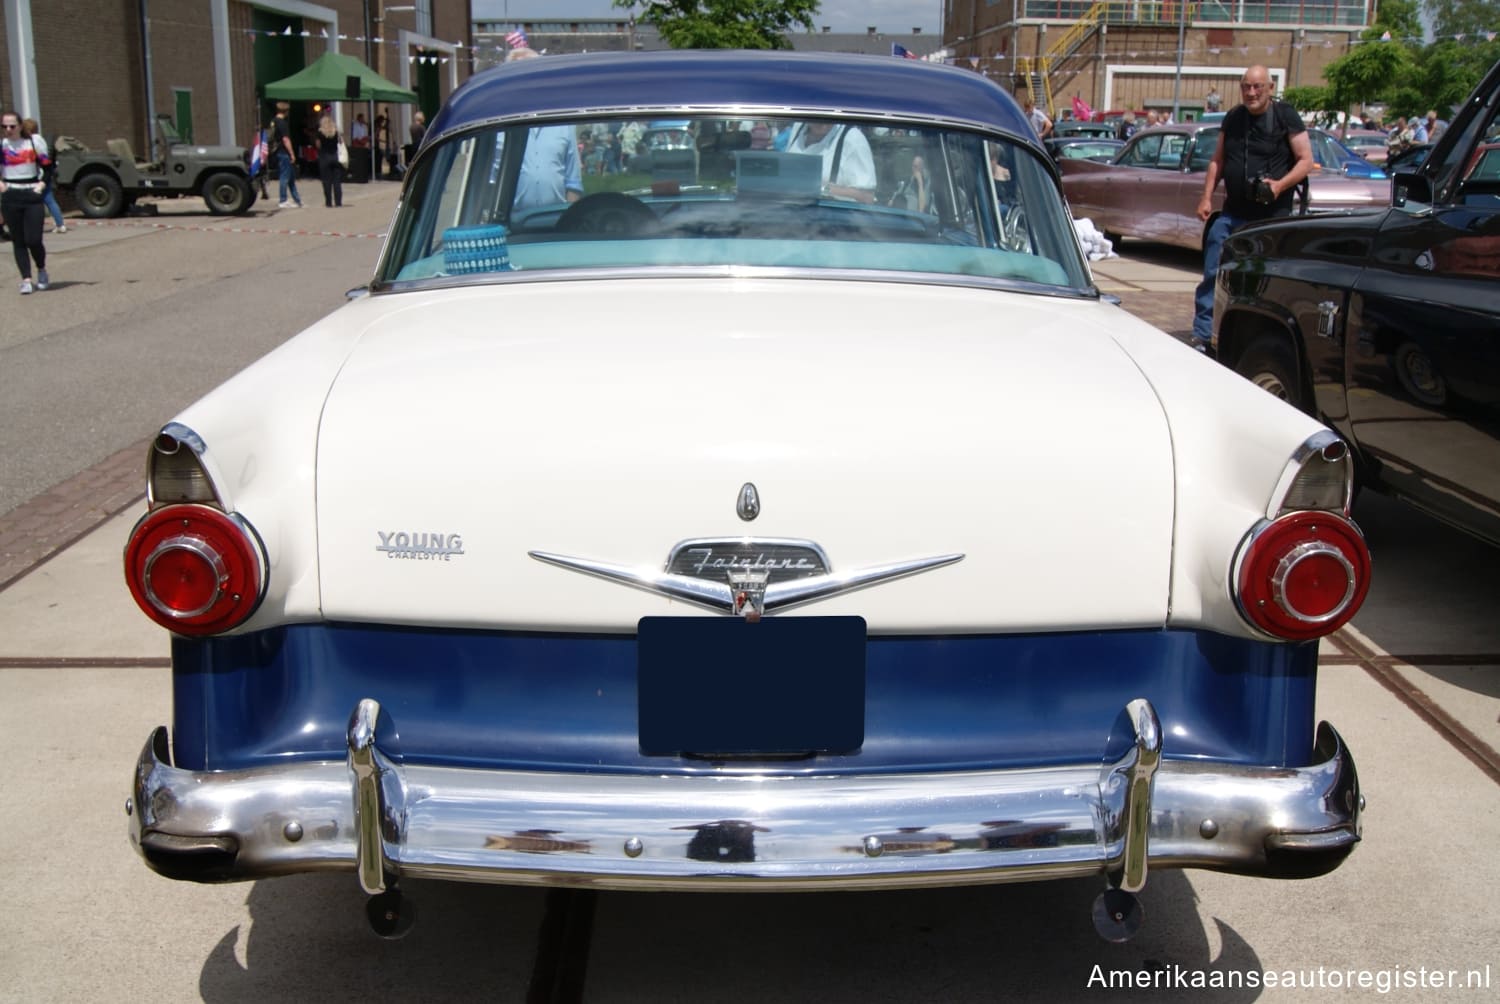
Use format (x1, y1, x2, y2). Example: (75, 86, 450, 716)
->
(54, 116, 256, 218)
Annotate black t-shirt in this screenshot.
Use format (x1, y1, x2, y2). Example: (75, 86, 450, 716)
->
(272, 116, 292, 158)
(1221, 100, 1305, 219)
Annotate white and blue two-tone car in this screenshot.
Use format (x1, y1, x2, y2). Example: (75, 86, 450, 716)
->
(123, 51, 1369, 940)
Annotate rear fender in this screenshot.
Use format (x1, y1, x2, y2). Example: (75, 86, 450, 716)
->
(1216, 291, 1305, 374)
(56, 154, 135, 188)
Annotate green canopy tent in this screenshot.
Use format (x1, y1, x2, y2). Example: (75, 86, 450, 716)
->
(263, 50, 417, 104)
(263, 51, 417, 181)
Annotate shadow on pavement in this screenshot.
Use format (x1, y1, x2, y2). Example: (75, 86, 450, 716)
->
(198, 872, 1265, 1002)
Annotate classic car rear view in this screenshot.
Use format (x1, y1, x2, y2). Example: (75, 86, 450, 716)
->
(121, 51, 1369, 941)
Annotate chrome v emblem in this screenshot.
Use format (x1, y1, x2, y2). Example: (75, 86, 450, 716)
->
(528, 550, 963, 616)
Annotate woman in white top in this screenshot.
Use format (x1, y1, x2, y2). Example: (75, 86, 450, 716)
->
(0, 110, 51, 294)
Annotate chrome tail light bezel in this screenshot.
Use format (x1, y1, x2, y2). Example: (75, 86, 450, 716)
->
(1231, 510, 1371, 641)
(124, 503, 268, 635)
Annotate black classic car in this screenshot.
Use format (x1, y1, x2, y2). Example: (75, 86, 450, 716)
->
(1213, 58, 1500, 547)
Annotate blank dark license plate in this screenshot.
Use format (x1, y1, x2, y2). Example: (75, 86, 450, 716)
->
(637, 616, 866, 757)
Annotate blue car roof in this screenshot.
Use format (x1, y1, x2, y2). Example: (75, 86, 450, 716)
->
(427, 50, 1036, 142)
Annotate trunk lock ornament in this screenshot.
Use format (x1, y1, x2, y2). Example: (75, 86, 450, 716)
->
(530, 538, 963, 617)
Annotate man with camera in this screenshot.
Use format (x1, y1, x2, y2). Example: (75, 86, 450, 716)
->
(1192, 65, 1313, 351)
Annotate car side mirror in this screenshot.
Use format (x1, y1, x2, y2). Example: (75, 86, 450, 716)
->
(1392, 171, 1432, 209)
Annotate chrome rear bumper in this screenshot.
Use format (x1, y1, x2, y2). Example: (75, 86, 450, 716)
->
(128, 697, 1360, 891)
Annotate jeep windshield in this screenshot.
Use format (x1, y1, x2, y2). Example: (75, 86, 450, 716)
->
(377, 114, 1090, 292)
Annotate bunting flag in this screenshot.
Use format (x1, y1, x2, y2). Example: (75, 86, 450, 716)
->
(202, 23, 1500, 73)
(1072, 96, 1094, 120)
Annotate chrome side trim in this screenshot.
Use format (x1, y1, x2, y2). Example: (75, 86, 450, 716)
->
(129, 707, 1360, 891)
(528, 550, 963, 616)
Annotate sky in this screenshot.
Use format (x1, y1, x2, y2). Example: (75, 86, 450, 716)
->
(472, 2, 943, 36)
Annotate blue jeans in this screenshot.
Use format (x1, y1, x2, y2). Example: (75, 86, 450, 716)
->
(277, 151, 301, 205)
(1193, 212, 1244, 346)
(42, 185, 65, 228)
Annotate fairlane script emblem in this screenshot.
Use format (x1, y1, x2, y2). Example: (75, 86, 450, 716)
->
(529, 538, 962, 617)
(376, 531, 465, 561)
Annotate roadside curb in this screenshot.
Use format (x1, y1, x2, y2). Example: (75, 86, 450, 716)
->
(0, 439, 147, 592)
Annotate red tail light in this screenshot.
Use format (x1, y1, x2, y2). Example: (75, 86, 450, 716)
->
(1233, 511, 1370, 640)
(125, 504, 266, 635)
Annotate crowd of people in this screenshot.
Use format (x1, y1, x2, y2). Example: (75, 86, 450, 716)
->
(258, 101, 419, 211)
(1382, 109, 1449, 153)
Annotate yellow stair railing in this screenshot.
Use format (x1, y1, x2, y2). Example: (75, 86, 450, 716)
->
(1024, 1, 1195, 118)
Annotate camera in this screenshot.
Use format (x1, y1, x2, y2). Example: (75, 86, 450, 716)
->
(1252, 173, 1276, 205)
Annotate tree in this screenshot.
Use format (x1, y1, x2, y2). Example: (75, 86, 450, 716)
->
(1323, 33, 1415, 122)
(1424, 0, 1500, 39)
(1375, 0, 1426, 42)
(616, 1, 820, 50)
(1400, 41, 1486, 119)
(1281, 84, 1333, 114)
(1312, 0, 1498, 123)
(1316, 2, 1424, 126)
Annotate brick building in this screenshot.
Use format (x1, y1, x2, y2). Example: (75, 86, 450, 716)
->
(1, 1, 474, 157)
(942, 0, 1371, 120)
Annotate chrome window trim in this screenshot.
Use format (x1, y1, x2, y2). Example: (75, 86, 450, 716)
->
(371, 265, 1100, 299)
(426, 105, 1038, 152)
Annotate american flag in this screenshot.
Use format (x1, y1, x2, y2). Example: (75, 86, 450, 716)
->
(507, 28, 528, 49)
(249, 128, 266, 177)
(891, 43, 918, 59)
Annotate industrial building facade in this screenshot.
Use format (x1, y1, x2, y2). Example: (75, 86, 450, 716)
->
(942, 0, 1372, 119)
(1, 0, 473, 157)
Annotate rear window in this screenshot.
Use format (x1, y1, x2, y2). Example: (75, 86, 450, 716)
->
(377, 114, 1090, 291)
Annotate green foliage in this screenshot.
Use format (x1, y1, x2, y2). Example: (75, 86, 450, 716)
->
(617, 0, 820, 50)
(1311, 0, 1499, 121)
(1324, 37, 1413, 112)
(1425, 0, 1499, 38)
(1281, 85, 1332, 112)
(1374, 0, 1425, 41)
(1403, 41, 1481, 117)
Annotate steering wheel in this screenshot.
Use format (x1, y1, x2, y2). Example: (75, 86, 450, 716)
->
(997, 203, 1030, 253)
(557, 192, 658, 236)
